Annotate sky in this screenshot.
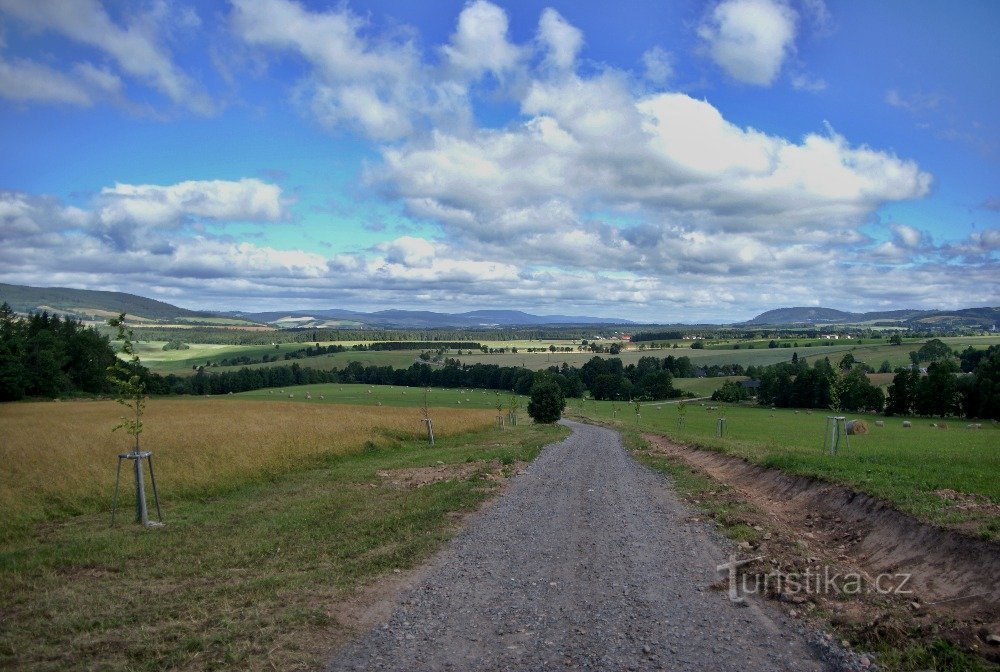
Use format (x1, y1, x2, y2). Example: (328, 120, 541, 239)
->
(0, 0, 997, 323)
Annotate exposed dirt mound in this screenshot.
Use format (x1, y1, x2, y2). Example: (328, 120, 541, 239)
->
(643, 435, 1000, 620)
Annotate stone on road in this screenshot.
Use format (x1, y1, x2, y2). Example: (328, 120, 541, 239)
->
(328, 420, 828, 671)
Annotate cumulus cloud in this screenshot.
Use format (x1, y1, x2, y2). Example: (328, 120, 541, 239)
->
(537, 8, 583, 71)
(698, 0, 797, 86)
(443, 0, 524, 77)
(232, 0, 468, 140)
(97, 179, 285, 227)
(0, 0, 212, 113)
(378, 82, 931, 246)
(378, 236, 436, 268)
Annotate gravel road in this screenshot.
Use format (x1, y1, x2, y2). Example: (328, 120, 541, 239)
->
(328, 420, 831, 671)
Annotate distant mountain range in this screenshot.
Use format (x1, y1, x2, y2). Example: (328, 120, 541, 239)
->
(1, 283, 995, 330)
(742, 306, 1000, 329)
(221, 308, 632, 329)
(0, 283, 633, 328)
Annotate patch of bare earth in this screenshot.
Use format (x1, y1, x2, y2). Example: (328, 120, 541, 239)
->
(641, 434, 1000, 664)
(374, 459, 526, 490)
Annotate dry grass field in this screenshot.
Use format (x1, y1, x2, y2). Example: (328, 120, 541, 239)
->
(0, 398, 494, 541)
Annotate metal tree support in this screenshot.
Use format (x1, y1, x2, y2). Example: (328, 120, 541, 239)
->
(111, 450, 163, 526)
(716, 417, 726, 437)
(422, 418, 435, 445)
(823, 416, 850, 455)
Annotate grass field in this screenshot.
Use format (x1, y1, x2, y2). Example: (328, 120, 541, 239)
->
(0, 396, 496, 541)
(0, 395, 566, 670)
(236, 382, 530, 412)
(132, 334, 1000, 378)
(570, 400, 1000, 540)
(134, 341, 423, 375)
(672, 375, 746, 396)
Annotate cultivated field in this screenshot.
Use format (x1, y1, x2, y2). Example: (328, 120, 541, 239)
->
(236, 383, 530, 411)
(1, 394, 564, 671)
(571, 400, 1000, 539)
(0, 397, 494, 540)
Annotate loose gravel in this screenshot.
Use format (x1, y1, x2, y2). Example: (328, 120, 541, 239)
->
(328, 420, 833, 671)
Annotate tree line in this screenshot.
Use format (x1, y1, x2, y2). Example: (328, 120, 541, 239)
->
(713, 345, 1000, 419)
(0, 304, 117, 401)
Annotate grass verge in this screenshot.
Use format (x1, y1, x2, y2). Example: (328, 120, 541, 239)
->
(0, 421, 568, 671)
(607, 423, 998, 672)
(570, 402, 1000, 541)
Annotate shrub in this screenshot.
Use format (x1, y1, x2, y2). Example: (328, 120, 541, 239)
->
(527, 378, 566, 424)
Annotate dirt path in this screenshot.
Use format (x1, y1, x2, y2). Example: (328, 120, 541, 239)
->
(327, 421, 832, 671)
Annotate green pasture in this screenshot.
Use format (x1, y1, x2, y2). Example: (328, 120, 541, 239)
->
(570, 400, 1000, 539)
(453, 342, 860, 370)
(237, 383, 530, 412)
(672, 376, 746, 396)
(133, 341, 424, 375)
(131, 334, 1000, 378)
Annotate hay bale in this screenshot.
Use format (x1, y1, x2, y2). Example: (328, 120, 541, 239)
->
(846, 419, 869, 435)
(875, 420, 885, 428)
(902, 420, 912, 428)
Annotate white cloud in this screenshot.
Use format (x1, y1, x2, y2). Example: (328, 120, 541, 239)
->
(97, 179, 286, 228)
(791, 73, 826, 91)
(0, 57, 94, 105)
(698, 0, 798, 86)
(379, 83, 931, 246)
(0, 0, 212, 113)
(891, 223, 924, 249)
(379, 236, 436, 268)
(232, 0, 465, 140)
(537, 8, 583, 71)
(442, 1, 523, 78)
(642, 46, 674, 85)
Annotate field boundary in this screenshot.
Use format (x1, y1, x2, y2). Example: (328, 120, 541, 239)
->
(642, 434, 1000, 619)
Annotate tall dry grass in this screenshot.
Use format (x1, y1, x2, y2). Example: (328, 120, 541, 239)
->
(0, 398, 493, 538)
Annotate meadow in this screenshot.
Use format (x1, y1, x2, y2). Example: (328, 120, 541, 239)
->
(0, 396, 495, 541)
(135, 341, 423, 375)
(570, 399, 1000, 540)
(0, 393, 565, 670)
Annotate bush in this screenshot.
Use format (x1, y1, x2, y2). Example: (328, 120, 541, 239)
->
(527, 378, 566, 423)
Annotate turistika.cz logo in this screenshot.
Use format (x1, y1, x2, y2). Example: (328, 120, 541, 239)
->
(716, 554, 913, 604)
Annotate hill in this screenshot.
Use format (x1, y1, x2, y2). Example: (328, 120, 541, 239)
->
(744, 305, 999, 329)
(0, 283, 209, 321)
(226, 308, 634, 329)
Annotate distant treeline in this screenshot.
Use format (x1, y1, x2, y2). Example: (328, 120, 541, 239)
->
(0, 304, 116, 401)
(713, 346, 1000, 419)
(160, 354, 710, 402)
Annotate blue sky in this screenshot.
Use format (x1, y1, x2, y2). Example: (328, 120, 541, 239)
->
(0, 0, 997, 322)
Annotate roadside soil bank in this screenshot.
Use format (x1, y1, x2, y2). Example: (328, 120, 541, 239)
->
(640, 433, 1000, 665)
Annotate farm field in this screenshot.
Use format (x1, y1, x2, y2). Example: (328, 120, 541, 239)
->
(671, 375, 746, 396)
(130, 333, 1000, 379)
(0, 395, 565, 671)
(135, 341, 424, 375)
(237, 382, 530, 411)
(570, 401, 1000, 540)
